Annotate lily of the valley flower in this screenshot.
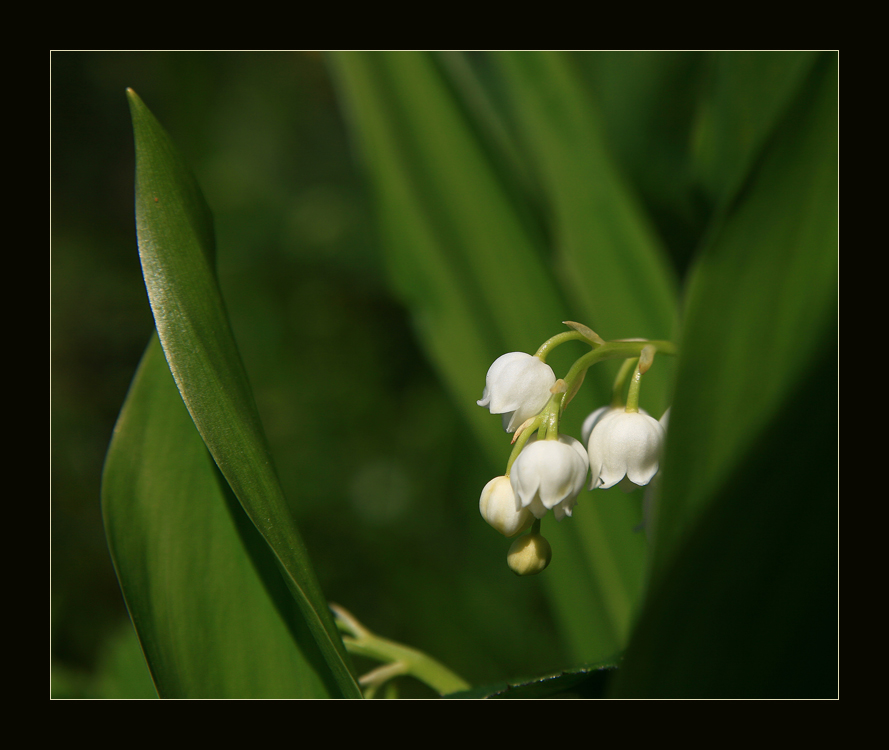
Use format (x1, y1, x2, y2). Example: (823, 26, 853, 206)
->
(477, 352, 556, 433)
(510, 435, 588, 521)
(479, 476, 534, 537)
(587, 409, 664, 490)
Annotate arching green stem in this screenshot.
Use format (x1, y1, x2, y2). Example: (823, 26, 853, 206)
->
(559, 340, 676, 412)
(534, 330, 589, 362)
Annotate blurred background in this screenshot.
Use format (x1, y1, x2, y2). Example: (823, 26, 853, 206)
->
(52, 51, 573, 697)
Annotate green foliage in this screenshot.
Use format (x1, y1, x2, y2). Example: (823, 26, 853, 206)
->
(95, 52, 837, 698)
(102, 91, 359, 698)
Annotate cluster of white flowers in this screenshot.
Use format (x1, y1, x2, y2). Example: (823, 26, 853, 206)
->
(476, 343, 671, 576)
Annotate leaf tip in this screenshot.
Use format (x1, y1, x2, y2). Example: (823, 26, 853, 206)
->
(126, 87, 144, 111)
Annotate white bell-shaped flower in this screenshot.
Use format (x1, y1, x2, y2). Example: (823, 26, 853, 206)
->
(479, 476, 534, 537)
(477, 352, 556, 432)
(510, 435, 588, 521)
(582, 405, 651, 445)
(587, 409, 664, 490)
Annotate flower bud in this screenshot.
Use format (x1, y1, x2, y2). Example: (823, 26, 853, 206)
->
(477, 352, 556, 432)
(479, 476, 534, 537)
(507, 533, 552, 576)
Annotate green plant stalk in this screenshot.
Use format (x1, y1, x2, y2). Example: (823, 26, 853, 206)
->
(534, 330, 590, 361)
(332, 605, 470, 696)
(561, 340, 676, 412)
(625, 361, 644, 413)
(611, 357, 639, 406)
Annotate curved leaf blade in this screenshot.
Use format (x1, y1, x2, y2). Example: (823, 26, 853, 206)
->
(124, 89, 360, 697)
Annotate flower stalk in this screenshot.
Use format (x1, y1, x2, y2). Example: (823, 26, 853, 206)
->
(332, 604, 471, 698)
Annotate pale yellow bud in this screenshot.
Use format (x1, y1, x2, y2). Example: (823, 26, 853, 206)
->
(506, 533, 552, 576)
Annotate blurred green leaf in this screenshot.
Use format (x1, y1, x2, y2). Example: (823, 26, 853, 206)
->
(612, 54, 837, 697)
(564, 52, 708, 276)
(103, 90, 360, 697)
(329, 52, 569, 410)
(92, 618, 159, 699)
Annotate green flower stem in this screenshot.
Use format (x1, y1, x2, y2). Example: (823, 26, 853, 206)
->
(625, 360, 644, 413)
(559, 340, 676, 412)
(540, 385, 566, 440)
(534, 330, 589, 361)
(331, 604, 470, 697)
(611, 357, 639, 406)
(625, 345, 656, 412)
(535, 322, 607, 361)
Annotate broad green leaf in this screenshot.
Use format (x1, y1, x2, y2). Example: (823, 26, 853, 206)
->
(328, 52, 676, 665)
(119, 89, 360, 697)
(611, 54, 837, 697)
(103, 339, 339, 697)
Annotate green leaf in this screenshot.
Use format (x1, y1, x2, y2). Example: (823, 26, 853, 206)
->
(102, 340, 339, 697)
(107, 89, 360, 697)
(611, 54, 837, 697)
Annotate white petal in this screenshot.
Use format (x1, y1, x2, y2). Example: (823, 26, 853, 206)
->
(581, 406, 612, 446)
